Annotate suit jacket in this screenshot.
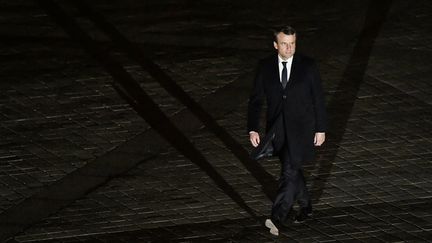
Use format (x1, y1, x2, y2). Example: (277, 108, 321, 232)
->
(247, 53, 327, 167)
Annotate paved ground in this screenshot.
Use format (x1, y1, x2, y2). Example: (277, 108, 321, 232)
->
(1, 0, 431, 242)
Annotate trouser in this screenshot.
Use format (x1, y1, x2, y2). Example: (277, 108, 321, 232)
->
(271, 143, 310, 222)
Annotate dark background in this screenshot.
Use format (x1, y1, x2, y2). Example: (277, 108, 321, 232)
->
(1, 0, 431, 242)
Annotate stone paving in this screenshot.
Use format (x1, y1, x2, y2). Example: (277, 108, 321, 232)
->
(1, 0, 431, 242)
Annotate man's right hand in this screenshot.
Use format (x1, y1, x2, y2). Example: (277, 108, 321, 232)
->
(249, 131, 260, 147)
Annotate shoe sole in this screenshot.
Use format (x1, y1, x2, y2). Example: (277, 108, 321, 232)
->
(265, 219, 279, 236)
(294, 213, 313, 224)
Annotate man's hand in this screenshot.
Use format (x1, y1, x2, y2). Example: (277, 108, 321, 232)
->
(314, 132, 325, 146)
(249, 131, 260, 147)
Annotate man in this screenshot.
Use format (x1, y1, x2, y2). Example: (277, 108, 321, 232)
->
(247, 26, 327, 236)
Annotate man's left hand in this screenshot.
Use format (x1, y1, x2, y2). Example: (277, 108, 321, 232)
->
(314, 132, 325, 146)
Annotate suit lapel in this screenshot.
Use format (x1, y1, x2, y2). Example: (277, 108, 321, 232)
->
(273, 54, 300, 91)
(286, 54, 299, 90)
(271, 54, 282, 89)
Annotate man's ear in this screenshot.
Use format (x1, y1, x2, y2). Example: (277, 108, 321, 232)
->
(273, 41, 278, 50)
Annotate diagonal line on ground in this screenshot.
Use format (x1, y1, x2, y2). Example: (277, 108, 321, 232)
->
(69, 0, 278, 200)
(0, 1, 260, 241)
(310, 0, 394, 203)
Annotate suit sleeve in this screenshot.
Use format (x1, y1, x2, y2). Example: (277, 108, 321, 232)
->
(247, 61, 265, 134)
(310, 61, 327, 132)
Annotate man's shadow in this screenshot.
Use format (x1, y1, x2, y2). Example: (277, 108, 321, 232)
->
(309, 0, 394, 203)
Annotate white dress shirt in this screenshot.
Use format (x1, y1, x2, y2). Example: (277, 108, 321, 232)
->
(278, 55, 293, 83)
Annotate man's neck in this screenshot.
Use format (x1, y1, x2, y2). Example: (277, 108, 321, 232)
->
(278, 55, 293, 62)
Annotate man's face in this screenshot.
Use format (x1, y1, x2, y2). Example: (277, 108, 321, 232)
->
(273, 33, 296, 59)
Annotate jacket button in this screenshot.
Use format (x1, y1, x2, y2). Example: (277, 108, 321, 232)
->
(283, 95, 287, 99)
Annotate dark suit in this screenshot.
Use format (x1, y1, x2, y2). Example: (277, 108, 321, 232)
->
(247, 53, 327, 223)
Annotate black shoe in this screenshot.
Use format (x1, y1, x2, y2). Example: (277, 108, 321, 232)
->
(294, 205, 312, 224)
(271, 207, 295, 228)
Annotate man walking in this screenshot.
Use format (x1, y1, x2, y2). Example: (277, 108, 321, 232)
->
(247, 26, 327, 236)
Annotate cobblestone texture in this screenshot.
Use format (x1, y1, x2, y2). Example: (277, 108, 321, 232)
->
(1, 0, 431, 242)
(0, 2, 149, 213)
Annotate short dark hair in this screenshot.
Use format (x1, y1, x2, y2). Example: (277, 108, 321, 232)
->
(273, 26, 296, 42)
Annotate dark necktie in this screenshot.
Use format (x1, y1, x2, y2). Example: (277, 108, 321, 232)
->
(281, 61, 288, 89)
